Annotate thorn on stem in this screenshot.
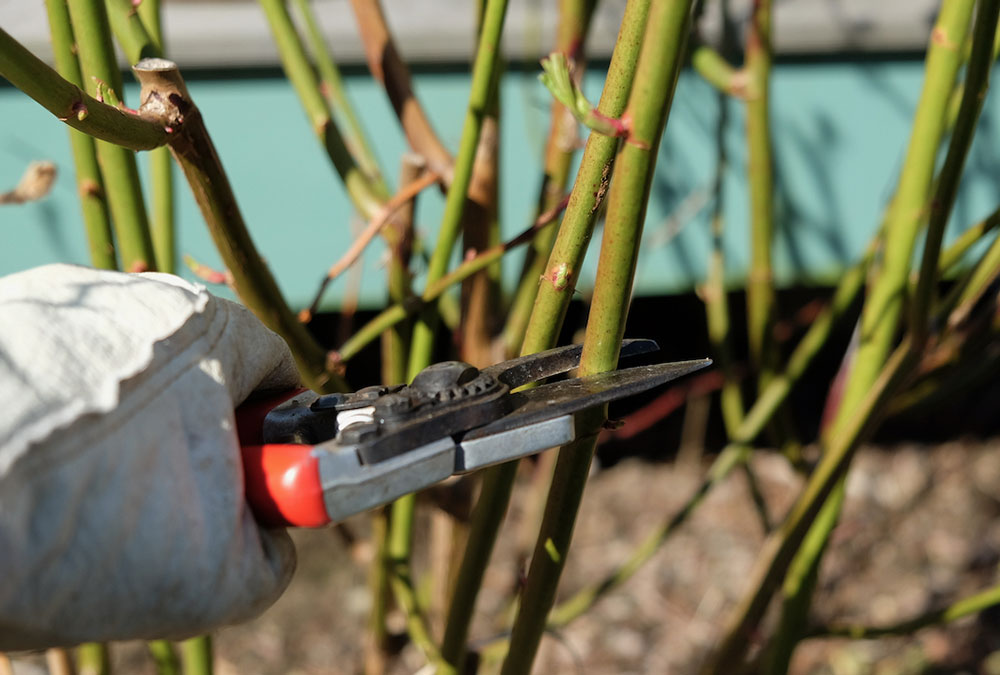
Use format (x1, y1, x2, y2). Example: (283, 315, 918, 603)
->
(70, 100, 89, 121)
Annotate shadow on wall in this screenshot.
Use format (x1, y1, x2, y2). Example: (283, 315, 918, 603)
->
(637, 57, 1000, 296)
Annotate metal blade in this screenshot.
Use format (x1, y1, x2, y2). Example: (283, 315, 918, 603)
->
(462, 358, 712, 441)
(480, 338, 659, 389)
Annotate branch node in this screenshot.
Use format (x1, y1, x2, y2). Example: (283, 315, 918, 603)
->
(546, 263, 572, 291)
(540, 52, 629, 139)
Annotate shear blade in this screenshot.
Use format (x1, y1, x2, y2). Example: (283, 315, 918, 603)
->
(463, 358, 712, 441)
(481, 338, 660, 389)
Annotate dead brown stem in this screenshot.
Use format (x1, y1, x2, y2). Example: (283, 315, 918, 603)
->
(302, 168, 439, 323)
(348, 0, 454, 181)
(45, 649, 74, 675)
(460, 108, 502, 367)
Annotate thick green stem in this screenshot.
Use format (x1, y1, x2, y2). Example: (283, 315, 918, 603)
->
(291, 0, 387, 189)
(764, 7, 1000, 671)
(179, 636, 212, 675)
(437, 2, 648, 667)
(122, 0, 177, 273)
(548, 445, 750, 627)
(441, 2, 597, 668)
(734, 251, 869, 445)
(831, 0, 973, 435)
(259, 0, 388, 219)
(135, 0, 159, 43)
(577, 15, 692, 371)
(105, 0, 158, 61)
(67, 0, 155, 272)
(744, 0, 775, 376)
(697, 223, 989, 669)
(501, 3, 695, 672)
(703, 8, 975, 669)
(721, 208, 981, 455)
(41, 17, 116, 668)
(497, 417, 602, 675)
(700, 343, 918, 674)
(149, 144, 175, 272)
(132, 59, 343, 393)
(520, 0, 651, 357)
(503, 221, 561, 357)
(503, 0, 597, 357)
(406, 0, 510, 380)
(742, 5, 985, 671)
(0, 26, 167, 150)
(545, 246, 899, 631)
(762, 480, 844, 674)
(386, 491, 417, 601)
(913, 0, 1000, 342)
(43, 0, 116, 270)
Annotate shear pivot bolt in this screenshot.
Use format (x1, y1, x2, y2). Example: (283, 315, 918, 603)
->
(411, 361, 479, 395)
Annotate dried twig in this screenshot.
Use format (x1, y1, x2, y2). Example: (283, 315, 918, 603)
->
(348, 0, 454, 181)
(301, 168, 439, 323)
(0, 161, 57, 205)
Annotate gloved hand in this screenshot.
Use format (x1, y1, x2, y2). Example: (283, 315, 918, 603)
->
(0, 264, 301, 650)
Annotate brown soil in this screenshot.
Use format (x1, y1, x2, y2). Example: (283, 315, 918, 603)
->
(11, 440, 1000, 674)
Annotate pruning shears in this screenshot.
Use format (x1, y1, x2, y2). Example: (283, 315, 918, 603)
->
(236, 340, 710, 528)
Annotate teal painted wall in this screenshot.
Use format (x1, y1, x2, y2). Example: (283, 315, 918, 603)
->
(2, 61, 999, 309)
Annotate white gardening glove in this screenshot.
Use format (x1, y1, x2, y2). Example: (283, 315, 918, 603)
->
(0, 264, 301, 650)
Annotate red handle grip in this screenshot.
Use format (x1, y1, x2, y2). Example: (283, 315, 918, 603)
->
(236, 391, 330, 528)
